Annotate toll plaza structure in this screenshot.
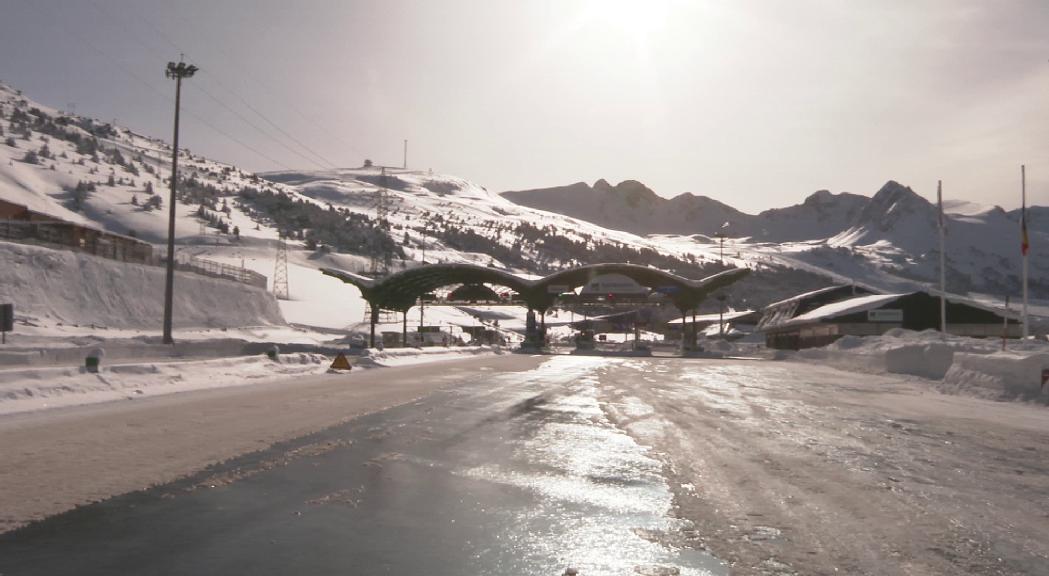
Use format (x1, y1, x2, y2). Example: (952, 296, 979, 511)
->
(321, 263, 749, 350)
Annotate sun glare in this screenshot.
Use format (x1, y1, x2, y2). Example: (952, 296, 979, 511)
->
(581, 0, 673, 42)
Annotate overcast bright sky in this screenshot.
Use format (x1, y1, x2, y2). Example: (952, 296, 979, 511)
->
(2, 0, 1048, 212)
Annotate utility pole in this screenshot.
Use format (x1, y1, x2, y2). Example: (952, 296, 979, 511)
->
(162, 57, 197, 345)
(1021, 165, 1029, 338)
(403, 139, 407, 170)
(718, 294, 727, 337)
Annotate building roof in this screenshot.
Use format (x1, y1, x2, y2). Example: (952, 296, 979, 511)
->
(322, 262, 750, 312)
(784, 293, 905, 327)
(772, 290, 1020, 331)
(763, 284, 872, 310)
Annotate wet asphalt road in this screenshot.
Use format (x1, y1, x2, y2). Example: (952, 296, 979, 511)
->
(0, 356, 725, 576)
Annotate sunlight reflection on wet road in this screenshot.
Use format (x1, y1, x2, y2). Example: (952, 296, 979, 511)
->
(0, 355, 726, 576)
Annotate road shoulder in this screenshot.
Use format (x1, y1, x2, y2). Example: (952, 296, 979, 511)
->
(0, 354, 543, 533)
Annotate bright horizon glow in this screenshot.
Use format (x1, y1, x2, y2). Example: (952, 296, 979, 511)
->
(1, 0, 1048, 213)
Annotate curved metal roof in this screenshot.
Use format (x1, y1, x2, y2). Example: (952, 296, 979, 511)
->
(321, 263, 749, 311)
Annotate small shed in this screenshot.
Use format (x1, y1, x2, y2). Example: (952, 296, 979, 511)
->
(763, 291, 1021, 349)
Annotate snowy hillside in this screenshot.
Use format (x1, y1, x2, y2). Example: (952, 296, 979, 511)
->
(259, 166, 844, 312)
(0, 240, 284, 330)
(3, 78, 1040, 336)
(0, 81, 747, 337)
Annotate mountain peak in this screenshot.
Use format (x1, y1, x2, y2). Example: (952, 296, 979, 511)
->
(803, 189, 834, 205)
(873, 180, 921, 201)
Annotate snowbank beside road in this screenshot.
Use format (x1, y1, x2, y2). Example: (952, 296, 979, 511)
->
(0, 353, 329, 415)
(942, 351, 1049, 401)
(356, 345, 502, 368)
(788, 329, 1049, 403)
(0, 345, 508, 415)
(0, 241, 284, 330)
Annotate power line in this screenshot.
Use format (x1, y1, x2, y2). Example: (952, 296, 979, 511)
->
(19, 0, 292, 171)
(188, 79, 335, 170)
(123, 2, 367, 163)
(81, 0, 320, 171)
(198, 69, 342, 169)
(179, 106, 293, 170)
(45, 0, 297, 171)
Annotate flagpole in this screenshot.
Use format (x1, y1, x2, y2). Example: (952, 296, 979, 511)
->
(1022, 165, 1029, 339)
(938, 180, 946, 335)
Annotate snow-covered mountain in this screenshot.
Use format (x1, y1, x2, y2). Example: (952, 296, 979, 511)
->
(503, 179, 1049, 298)
(502, 179, 872, 240)
(0, 81, 834, 325)
(502, 179, 749, 236)
(2, 78, 1046, 331)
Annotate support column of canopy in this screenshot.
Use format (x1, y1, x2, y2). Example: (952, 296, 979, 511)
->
(692, 309, 698, 349)
(679, 308, 688, 354)
(369, 303, 380, 348)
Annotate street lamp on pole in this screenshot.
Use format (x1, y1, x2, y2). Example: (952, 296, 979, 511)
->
(162, 58, 197, 345)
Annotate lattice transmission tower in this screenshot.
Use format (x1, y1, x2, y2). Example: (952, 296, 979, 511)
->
(273, 235, 289, 300)
(369, 167, 393, 276)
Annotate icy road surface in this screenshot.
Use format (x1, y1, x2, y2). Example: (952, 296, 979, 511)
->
(2, 355, 1048, 575)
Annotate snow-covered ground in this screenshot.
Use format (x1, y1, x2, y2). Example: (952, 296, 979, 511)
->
(0, 353, 331, 416)
(0, 240, 284, 332)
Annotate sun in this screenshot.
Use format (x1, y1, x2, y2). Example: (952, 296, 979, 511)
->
(580, 0, 673, 42)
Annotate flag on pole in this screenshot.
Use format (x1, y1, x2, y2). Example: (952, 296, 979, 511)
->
(937, 180, 947, 335)
(1021, 207, 1030, 256)
(937, 182, 944, 230)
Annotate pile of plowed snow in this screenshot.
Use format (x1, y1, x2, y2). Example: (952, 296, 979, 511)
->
(0, 240, 284, 330)
(0, 352, 329, 415)
(788, 329, 1049, 403)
